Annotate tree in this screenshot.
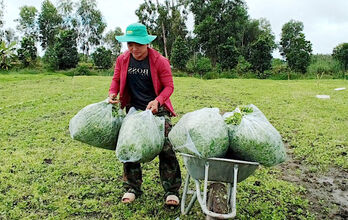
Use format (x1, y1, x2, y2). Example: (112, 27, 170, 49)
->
(57, 29, 79, 69)
(171, 36, 190, 70)
(57, 0, 76, 29)
(16, 6, 39, 40)
(0, 1, 17, 44)
(76, 0, 106, 57)
(217, 37, 239, 70)
(103, 27, 123, 59)
(186, 32, 200, 55)
(38, 0, 62, 49)
(91, 46, 112, 69)
(239, 19, 261, 58)
(189, 0, 249, 66)
(0, 41, 16, 70)
(279, 20, 312, 73)
(17, 37, 37, 67)
(44, 29, 79, 70)
(43, 45, 58, 70)
(248, 19, 276, 74)
(4, 28, 18, 44)
(0, 0, 4, 39)
(136, 0, 188, 58)
(249, 34, 275, 75)
(332, 43, 348, 71)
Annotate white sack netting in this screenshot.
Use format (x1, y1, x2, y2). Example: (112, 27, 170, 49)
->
(223, 104, 286, 166)
(69, 99, 125, 150)
(168, 108, 229, 158)
(116, 108, 165, 163)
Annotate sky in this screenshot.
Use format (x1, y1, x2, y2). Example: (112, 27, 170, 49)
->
(3, 0, 348, 57)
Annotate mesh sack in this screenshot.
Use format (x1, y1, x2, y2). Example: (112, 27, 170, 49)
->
(168, 108, 229, 158)
(116, 108, 165, 163)
(69, 99, 125, 150)
(223, 104, 286, 166)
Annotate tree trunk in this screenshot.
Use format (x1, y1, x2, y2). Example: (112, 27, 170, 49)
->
(156, 0, 168, 58)
(161, 21, 168, 58)
(211, 56, 217, 67)
(206, 183, 228, 220)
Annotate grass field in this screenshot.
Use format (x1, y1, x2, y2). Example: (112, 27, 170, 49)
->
(0, 74, 347, 219)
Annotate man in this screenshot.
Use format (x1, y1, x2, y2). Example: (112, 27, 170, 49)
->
(108, 23, 181, 206)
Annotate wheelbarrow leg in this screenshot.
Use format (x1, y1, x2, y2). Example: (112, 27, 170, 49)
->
(227, 183, 232, 206)
(181, 173, 197, 215)
(231, 165, 238, 213)
(227, 164, 238, 212)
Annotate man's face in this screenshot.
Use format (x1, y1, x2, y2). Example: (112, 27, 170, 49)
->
(127, 42, 148, 60)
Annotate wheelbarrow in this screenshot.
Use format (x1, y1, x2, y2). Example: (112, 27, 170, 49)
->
(180, 153, 259, 219)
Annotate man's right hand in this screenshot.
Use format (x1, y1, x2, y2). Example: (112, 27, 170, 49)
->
(108, 93, 119, 104)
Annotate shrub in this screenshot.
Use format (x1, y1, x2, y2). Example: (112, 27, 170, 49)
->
(172, 70, 188, 77)
(256, 70, 272, 79)
(186, 57, 196, 74)
(203, 71, 219, 80)
(271, 59, 289, 74)
(308, 54, 343, 78)
(234, 56, 252, 76)
(75, 62, 93, 76)
(269, 58, 292, 79)
(186, 56, 212, 77)
(196, 56, 212, 76)
(219, 71, 238, 79)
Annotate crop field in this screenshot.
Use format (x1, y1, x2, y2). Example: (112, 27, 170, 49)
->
(0, 74, 347, 219)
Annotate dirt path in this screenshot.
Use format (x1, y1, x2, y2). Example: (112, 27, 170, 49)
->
(280, 147, 348, 219)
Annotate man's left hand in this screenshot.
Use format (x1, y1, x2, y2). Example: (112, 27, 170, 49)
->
(146, 99, 159, 114)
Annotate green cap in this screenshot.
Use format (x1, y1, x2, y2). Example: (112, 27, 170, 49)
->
(115, 23, 156, 45)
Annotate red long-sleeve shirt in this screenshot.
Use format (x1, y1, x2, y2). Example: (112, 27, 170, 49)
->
(109, 47, 176, 116)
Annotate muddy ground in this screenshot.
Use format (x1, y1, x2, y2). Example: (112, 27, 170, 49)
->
(280, 146, 348, 220)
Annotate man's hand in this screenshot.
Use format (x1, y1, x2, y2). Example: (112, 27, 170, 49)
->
(108, 93, 119, 104)
(146, 99, 159, 114)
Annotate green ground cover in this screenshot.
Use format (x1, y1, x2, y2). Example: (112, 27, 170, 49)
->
(0, 74, 346, 219)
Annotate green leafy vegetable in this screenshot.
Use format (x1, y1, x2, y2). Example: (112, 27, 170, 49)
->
(225, 106, 253, 125)
(224, 112, 243, 125)
(223, 104, 286, 166)
(169, 108, 229, 158)
(240, 106, 253, 114)
(69, 99, 125, 150)
(116, 108, 165, 163)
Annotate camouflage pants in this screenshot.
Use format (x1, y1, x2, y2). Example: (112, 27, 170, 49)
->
(122, 106, 182, 197)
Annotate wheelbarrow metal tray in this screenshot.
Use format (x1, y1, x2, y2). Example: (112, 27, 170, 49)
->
(180, 153, 259, 183)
